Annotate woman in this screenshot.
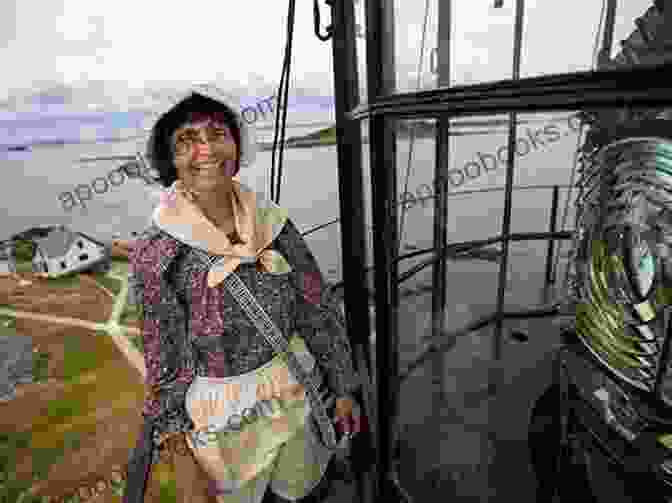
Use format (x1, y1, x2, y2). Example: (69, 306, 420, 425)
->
(124, 88, 363, 503)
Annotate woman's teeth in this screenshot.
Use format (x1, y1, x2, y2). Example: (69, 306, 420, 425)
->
(193, 164, 217, 172)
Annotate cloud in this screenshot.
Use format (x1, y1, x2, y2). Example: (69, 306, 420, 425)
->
(0, 0, 655, 109)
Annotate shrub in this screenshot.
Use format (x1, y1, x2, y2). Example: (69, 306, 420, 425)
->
(32, 351, 50, 383)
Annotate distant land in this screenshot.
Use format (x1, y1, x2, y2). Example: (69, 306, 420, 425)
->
(258, 115, 560, 150)
(2, 114, 574, 152)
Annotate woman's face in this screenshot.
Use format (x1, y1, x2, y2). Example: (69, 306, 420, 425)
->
(171, 111, 238, 194)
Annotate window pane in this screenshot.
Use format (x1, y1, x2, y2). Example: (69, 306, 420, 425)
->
(381, 103, 672, 498)
(375, 0, 666, 94)
(392, 0, 519, 91)
(355, 0, 368, 104)
(521, 0, 668, 79)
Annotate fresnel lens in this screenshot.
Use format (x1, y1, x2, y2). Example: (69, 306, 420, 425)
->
(568, 138, 672, 405)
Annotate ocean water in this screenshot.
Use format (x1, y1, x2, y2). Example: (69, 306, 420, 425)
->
(0, 116, 582, 285)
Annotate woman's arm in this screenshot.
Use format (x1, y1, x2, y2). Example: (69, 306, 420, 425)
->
(128, 226, 194, 431)
(273, 218, 360, 397)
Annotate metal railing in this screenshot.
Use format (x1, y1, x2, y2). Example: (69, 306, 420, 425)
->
(305, 182, 573, 291)
(303, 183, 576, 381)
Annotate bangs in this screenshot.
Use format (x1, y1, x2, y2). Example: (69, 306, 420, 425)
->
(148, 92, 243, 184)
(156, 93, 240, 143)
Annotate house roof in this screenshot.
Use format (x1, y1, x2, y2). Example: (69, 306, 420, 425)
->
(0, 243, 14, 261)
(75, 231, 107, 248)
(33, 226, 105, 260)
(33, 228, 76, 259)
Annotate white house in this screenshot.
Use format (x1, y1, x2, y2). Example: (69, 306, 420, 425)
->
(0, 242, 16, 275)
(31, 225, 111, 277)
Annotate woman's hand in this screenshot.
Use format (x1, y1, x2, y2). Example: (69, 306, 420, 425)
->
(334, 395, 365, 438)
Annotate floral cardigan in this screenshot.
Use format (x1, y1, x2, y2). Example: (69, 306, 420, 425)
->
(127, 214, 360, 459)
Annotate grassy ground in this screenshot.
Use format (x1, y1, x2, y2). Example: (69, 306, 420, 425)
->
(59, 333, 111, 383)
(32, 350, 50, 384)
(1, 317, 145, 503)
(13, 241, 33, 263)
(15, 261, 34, 274)
(0, 314, 15, 337)
(127, 333, 143, 353)
(119, 304, 141, 326)
(90, 273, 123, 297)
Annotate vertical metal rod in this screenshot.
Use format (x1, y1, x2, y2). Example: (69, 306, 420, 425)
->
(545, 185, 560, 285)
(329, 1, 376, 502)
(365, 0, 397, 499)
(433, 0, 450, 339)
(432, 1, 451, 323)
(598, 0, 618, 66)
(553, 351, 571, 502)
(429, 0, 451, 461)
(490, 0, 525, 476)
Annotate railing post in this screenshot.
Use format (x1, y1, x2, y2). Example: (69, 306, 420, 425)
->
(545, 185, 560, 285)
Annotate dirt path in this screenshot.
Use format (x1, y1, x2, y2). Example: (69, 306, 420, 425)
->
(103, 263, 146, 379)
(1, 263, 150, 503)
(0, 306, 105, 331)
(106, 324, 145, 380)
(0, 262, 147, 382)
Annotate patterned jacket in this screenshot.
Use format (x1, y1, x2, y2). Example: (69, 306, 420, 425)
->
(127, 207, 360, 459)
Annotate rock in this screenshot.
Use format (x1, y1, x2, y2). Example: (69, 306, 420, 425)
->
(0, 335, 34, 403)
(95, 480, 107, 493)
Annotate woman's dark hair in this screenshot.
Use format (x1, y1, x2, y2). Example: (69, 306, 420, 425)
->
(147, 92, 242, 187)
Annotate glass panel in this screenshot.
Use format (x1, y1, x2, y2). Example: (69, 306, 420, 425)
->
(521, 0, 669, 79)
(382, 103, 672, 498)
(392, 0, 518, 91)
(378, 0, 665, 94)
(397, 323, 501, 500)
(392, 114, 524, 337)
(504, 111, 584, 309)
(396, 119, 437, 257)
(360, 118, 375, 273)
(389, 116, 505, 499)
(354, 0, 368, 105)
(391, 0, 440, 93)
(359, 118, 377, 369)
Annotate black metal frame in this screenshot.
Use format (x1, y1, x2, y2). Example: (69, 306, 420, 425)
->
(365, 0, 399, 498)
(328, 1, 377, 502)
(326, 1, 672, 501)
(348, 64, 672, 120)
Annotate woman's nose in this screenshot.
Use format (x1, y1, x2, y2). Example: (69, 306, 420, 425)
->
(192, 134, 213, 160)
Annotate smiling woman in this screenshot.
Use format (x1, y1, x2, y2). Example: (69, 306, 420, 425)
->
(124, 87, 362, 503)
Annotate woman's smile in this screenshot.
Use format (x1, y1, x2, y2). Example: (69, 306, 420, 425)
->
(192, 163, 220, 174)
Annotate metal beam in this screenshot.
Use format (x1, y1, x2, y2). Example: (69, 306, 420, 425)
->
(365, 0, 399, 500)
(329, 1, 376, 502)
(489, 0, 526, 486)
(434, 0, 451, 333)
(348, 63, 672, 120)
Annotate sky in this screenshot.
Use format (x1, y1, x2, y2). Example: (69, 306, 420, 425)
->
(0, 0, 657, 112)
